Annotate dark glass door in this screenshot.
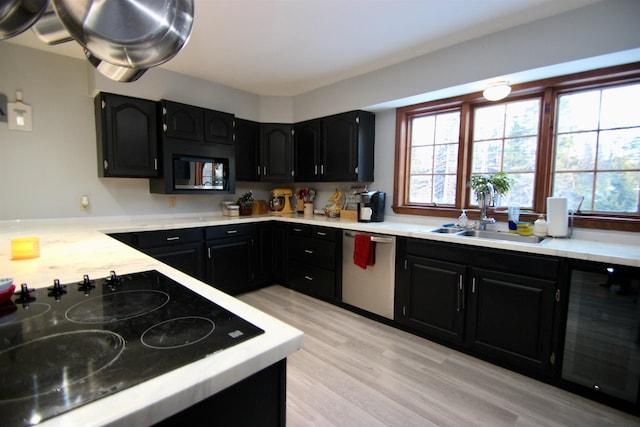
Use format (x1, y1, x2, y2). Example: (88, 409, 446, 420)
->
(562, 261, 640, 404)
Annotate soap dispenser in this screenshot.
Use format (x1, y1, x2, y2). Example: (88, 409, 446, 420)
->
(533, 214, 548, 237)
(458, 209, 468, 228)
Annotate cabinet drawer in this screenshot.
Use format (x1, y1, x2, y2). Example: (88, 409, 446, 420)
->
(309, 226, 336, 241)
(289, 261, 336, 300)
(206, 223, 254, 240)
(289, 224, 310, 236)
(136, 227, 203, 248)
(289, 236, 335, 270)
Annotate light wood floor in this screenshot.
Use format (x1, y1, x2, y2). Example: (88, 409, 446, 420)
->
(239, 285, 639, 427)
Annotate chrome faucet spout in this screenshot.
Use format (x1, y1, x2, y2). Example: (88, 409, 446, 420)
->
(479, 182, 496, 231)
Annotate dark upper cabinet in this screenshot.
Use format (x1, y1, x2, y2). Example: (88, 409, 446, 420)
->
(95, 92, 159, 178)
(162, 101, 203, 141)
(293, 119, 322, 181)
(321, 110, 375, 182)
(204, 109, 235, 145)
(235, 118, 261, 181)
(261, 123, 293, 182)
(161, 100, 235, 145)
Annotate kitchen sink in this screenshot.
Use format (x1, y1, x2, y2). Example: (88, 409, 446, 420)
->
(456, 229, 549, 244)
(428, 228, 549, 244)
(429, 227, 464, 234)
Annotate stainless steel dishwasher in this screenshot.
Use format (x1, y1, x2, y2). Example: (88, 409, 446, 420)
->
(342, 230, 396, 319)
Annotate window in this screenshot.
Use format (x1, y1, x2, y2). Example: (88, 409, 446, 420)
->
(553, 83, 640, 214)
(394, 63, 640, 231)
(408, 110, 460, 205)
(471, 99, 541, 208)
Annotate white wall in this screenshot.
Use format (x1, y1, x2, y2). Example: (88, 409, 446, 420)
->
(1, 0, 639, 220)
(292, 0, 640, 120)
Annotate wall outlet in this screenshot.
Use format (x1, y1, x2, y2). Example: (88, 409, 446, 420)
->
(168, 196, 176, 208)
(80, 195, 89, 211)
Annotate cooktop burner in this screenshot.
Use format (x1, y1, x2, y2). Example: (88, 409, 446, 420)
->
(0, 270, 264, 427)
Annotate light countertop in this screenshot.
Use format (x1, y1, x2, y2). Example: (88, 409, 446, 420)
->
(0, 212, 638, 425)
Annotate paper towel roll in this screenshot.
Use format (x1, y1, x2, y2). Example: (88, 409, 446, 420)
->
(547, 197, 568, 237)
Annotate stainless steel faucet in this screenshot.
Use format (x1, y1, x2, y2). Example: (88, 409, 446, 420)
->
(479, 182, 496, 231)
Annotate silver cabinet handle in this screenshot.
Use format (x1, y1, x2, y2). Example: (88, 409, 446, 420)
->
(316, 231, 327, 236)
(166, 236, 180, 241)
(344, 232, 394, 244)
(226, 230, 238, 234)
(304, 249, 315, 254)
(472, 277, 476, 293)
(304, 275, 313, 281)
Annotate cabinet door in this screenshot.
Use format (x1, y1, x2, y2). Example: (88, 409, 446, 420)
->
(162, 100, 203, 141)
(204, 109, 234, 145)
(96, 93, 159, 178)
(145, 242, 204, 281)
(293, 119, 321, 181)
(261, 123, 293, 182)
(466, 268, 557, 375)
(321, 112, 358, 181)
(235, 118, 261, 181)
(206, 238, 253, 295)
(396, 255, 466, 345)
(320, 111, 375, 182)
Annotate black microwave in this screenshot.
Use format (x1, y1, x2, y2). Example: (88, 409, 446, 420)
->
(172, 155, 229, 191)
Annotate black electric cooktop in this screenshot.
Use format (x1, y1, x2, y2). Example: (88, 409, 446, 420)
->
(0, 270, 264, 427)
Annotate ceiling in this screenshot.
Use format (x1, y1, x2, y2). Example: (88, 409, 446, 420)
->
(6, 0, 602, 97)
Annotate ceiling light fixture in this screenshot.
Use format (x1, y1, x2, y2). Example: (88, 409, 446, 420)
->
(483, 82, 512, 101)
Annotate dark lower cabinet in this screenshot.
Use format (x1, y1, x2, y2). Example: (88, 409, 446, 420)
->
(286, 224, 341, 302)
(395, 237, 562, 377)
(154, 359, 286, 427)
(466, 268, 556, 374)
(123, 228, 205, 281)
(205, 224, 256, 295)
(396, 256, 465, 346)
(145, 242, 205, 281)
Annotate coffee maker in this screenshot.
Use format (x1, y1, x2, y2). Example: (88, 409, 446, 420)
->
(358, 191, 385, 222)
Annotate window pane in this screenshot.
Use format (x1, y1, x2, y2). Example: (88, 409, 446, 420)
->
(505, 99, 540, 137)
(473, 105, 504, 140)
(553, 171, 595, 211)
(554, 132, 597, 171)
(434, 112, 461, 144)
(471, 140, 502, 173)
(556, 91, 601, 133)
(597, 129, 640, 170)
(594, 171, 640, 213)
(410, 146, 434, 174)
(409, 176, 432, 203)
(600, 85, 640, 129)
(503, 137, 537, 172)
(500, 173, 535, 207)
(411, 115, 435, 146)
(433, 174, 457, 205)
(434, 144, 458, 174)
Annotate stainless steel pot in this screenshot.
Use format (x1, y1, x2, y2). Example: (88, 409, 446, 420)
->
(52, 0, 194, 81)
(31, 4, 71, 45)
(0, 0, 49, 40)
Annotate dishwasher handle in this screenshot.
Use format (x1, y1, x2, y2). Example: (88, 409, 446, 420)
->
(344, 231, 394, 244)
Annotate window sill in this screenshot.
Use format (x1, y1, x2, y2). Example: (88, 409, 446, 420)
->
(392, 205, 640, 233)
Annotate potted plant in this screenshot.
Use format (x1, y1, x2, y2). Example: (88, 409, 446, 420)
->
(237, 191, 254, 216)
(468, 172, 513, 207)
